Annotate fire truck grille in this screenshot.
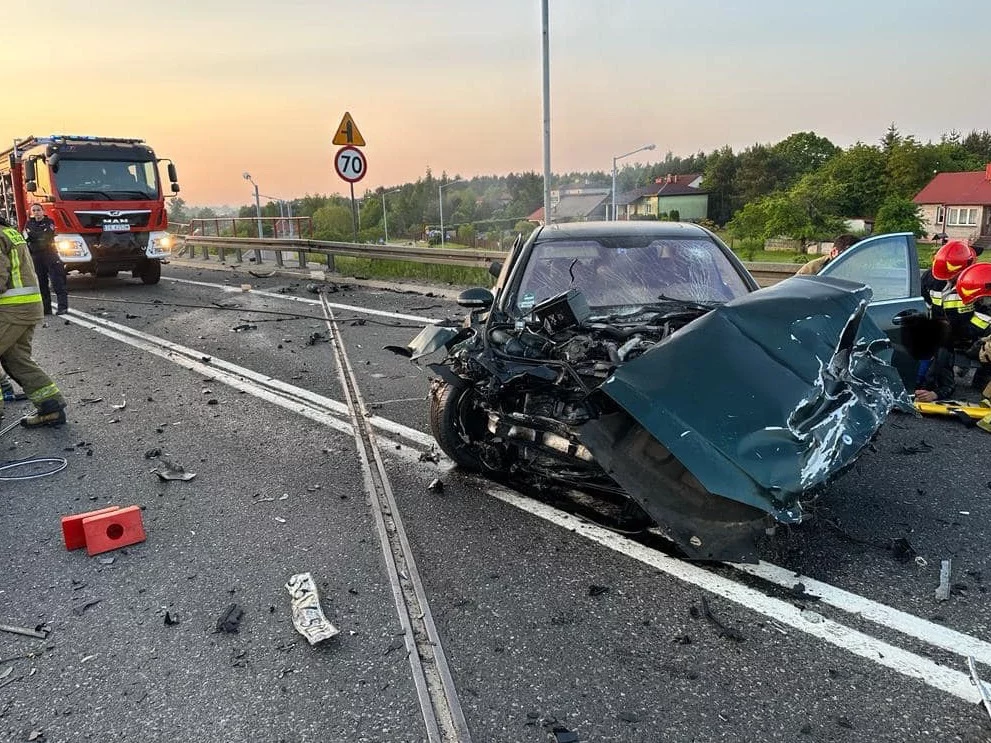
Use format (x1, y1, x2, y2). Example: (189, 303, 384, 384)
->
(75, 211, 151, 229)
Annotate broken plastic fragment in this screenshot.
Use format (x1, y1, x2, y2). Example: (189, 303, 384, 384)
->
(935, 559, 952, 602)
(216, 603, 245, 634)
(285, 572, 340, 645)
(427, 478, 444, 493)
(152, 460, 196, 482)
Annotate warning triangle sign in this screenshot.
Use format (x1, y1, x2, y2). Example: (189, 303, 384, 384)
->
(332, 112, 366, 147)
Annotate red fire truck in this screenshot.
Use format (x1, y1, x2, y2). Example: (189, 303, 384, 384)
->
(0, 134, 180, 284)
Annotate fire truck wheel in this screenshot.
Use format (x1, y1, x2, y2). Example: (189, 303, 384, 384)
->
(138, 260, 161, 285)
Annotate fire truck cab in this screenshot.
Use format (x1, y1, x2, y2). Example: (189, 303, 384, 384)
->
(0, 134, 179, 284)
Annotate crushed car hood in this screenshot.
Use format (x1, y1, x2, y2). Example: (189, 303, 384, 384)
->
(583, 275, 911, 520)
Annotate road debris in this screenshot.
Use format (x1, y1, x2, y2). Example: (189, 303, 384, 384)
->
(164, 612, 180, 627)
(935, 559, 952, 602)
(0, 667, 10, 682)
(306, 331, 329, 346)
(900, 440, 934, 455)
(25, 730, 44, 741)
(0, 623, 48, 640)
(427, 478, 444, 493)
(111, 398, 126, 410)
(72, 600, 101, 616)
(588, 585, 609, 597)
(232, 323, 258, 332)
(248, 270, 275, 278)
(152, 459, 196, 482)
(144, 448, 162, 459)
(285, 572, 340, 645)
(79, 398, 103, 405)
(693, 596, 745, 642)
(216, 604, 245, 634)
(889, 537, 917, 563)
(552, 728, 579, 743)
(968, 656, 991, 722)
(418, 450, 441, 464)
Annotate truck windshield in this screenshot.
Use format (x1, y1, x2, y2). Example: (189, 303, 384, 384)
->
(54, 160, 159, 201)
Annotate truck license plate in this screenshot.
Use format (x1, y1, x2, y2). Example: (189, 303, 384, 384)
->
(103, 222, 131, 232)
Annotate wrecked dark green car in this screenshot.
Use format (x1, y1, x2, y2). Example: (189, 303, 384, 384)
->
(397, 222, 912, 562)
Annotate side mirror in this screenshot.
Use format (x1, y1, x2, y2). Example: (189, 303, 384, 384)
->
(457, 287, 494, 311)
(488, 260, 503, 278)
(171, 183, 181, 193)
(26, 181, 37, 193)
(167, 163, 178, 182)
(48, 153, 60, 172)
(24, 158, 36, 182)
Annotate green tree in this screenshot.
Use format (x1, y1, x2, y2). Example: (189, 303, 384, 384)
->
(962, 130, 991, 163)
(168, 196, 188, 224)
(873, 196, 924, 236)
(771, 131, 840, 183)
(818, 143, 887, 217)
(701, 146, 738, 225)
(734, 144, 790, 206)
(312, 204, 354, 241)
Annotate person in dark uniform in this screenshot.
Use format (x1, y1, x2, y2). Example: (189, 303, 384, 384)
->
(23, 203, 68, 315)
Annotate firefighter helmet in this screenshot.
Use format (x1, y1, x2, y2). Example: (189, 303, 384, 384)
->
(932, 240, 976, 280)
(956, 263, 991, 305)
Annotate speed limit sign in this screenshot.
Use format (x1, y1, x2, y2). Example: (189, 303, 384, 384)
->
(334, 146, 367, 183)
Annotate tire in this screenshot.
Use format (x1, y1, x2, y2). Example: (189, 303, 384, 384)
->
(428, 382, 487, 471)
(138, 259, 161, 285)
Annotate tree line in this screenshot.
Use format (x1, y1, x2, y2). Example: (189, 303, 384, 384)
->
(169, 125, 991, 245)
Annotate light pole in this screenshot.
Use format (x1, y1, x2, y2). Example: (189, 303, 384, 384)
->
(438, 178, 464, 247)
(382, 188, 401, 244)
(611, 144, 655, 221)
(541, 0, 551, 225)
(243, 172, 263, 237)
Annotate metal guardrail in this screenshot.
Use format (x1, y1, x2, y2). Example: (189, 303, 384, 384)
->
(177, 235, 800, 285)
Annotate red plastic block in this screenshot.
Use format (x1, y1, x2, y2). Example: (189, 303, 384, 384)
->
(61, 507, 120, 551)
(82, 506, 146, 556)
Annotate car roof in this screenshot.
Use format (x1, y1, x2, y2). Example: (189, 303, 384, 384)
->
(533, 220, 712, 241)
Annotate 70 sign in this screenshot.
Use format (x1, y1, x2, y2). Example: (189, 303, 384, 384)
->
(334, 146, 367, 183)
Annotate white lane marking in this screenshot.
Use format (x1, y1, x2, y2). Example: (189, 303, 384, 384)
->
(730, 560, 991, 667)
(62, 308, 991, 699)
(485, 486, 986, 704)
(67, 309, 437, 451)
(163, 276, 442, 324)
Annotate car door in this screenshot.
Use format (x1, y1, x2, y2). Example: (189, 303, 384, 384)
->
(818, 232, 927, 388)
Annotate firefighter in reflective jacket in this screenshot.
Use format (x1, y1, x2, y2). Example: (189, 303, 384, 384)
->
(957, 262, 991, 400)
(921, 240, 984, 346)
(0, 214, 68, 427)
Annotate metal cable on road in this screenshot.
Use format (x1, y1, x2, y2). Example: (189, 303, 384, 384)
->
(318, 292, 472, 743)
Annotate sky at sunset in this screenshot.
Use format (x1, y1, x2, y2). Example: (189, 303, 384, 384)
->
(6, 0, 990, 206)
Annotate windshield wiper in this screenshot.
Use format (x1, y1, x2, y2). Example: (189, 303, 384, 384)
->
(656, 294, 723, 310)
(109, 190, 156, 200)
(62, 190, 114, 200)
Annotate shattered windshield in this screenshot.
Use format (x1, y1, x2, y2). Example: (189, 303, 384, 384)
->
(513, 236, 751, 313)
(54, 159, 159, 201)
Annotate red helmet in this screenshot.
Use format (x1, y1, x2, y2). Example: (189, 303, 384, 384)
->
(956, 263, 991, 305)
(932, 240, 976, 280)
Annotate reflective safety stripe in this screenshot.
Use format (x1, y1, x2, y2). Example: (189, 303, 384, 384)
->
(972, 312, 991, 330)
(930, 290, 944, 306)
(0, 226, 26, 246)
(28, 383, 61, 404)
(1, 226, 41, 306)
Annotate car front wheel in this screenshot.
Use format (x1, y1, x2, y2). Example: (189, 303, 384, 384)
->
(428, 381, 488, 471)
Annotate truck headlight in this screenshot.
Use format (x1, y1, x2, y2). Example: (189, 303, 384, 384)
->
(54, 234, 91, 261)
(147, 231, 173, 257)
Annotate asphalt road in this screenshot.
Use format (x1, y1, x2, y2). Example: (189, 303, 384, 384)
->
(1, 259, 990, 743)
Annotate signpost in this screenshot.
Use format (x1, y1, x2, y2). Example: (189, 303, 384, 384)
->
(332, 112, 367, 242)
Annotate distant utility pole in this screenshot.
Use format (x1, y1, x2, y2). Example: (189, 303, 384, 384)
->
(541, 0, 552, 225)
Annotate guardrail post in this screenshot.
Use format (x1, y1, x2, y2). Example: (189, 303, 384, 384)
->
(274, 248, 284, 267)
(218, 245, 226, 263)
(200, 243, 209, 260)
(325, 253, 335, 272)
(254, 248, 263, 264)
(297, 250, 306, 269)
(235, 248, 243, 263)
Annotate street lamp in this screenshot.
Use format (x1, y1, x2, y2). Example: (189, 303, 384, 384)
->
(438, 178, 464, 247)
(611, 144, 655, 221)
(242, 172, 263, 237)
(260, 193, 296, 238)
(382, 188, 401, 244)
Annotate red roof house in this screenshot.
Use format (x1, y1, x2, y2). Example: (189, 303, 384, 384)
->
(913, 165, 991, 246)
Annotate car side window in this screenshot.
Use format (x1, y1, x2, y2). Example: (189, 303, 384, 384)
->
(821, 235, 911, 301)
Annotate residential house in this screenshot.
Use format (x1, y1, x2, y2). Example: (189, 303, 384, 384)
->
(527, 186, 610, 224)
(913, 165, 991, 250)
(620, 174, 708, 221)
